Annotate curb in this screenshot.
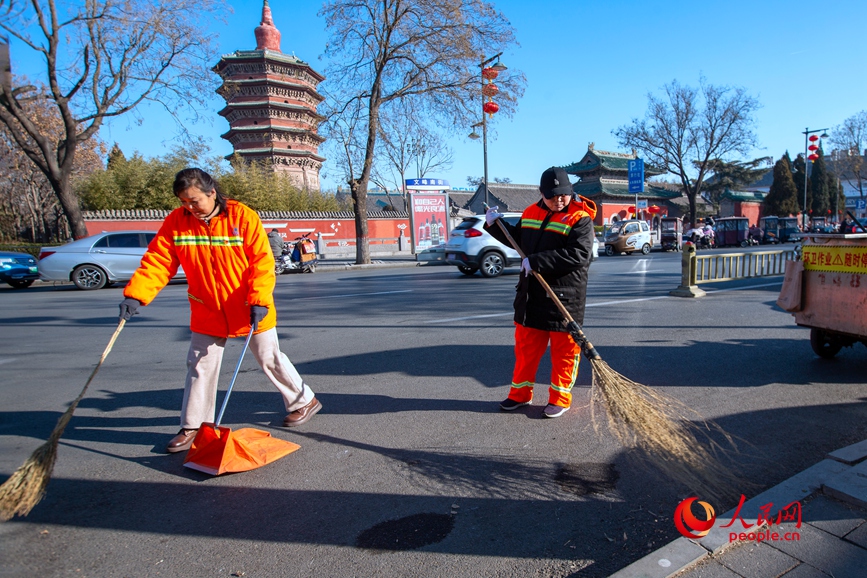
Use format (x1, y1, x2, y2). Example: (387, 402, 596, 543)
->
(609, 438, 867, 578)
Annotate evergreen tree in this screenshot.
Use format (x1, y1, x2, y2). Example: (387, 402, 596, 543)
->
(810, 146, 830, 217)
(106, 143, 126, 170)
(763, 153, 800, 217)
(792, 153, 812, 215)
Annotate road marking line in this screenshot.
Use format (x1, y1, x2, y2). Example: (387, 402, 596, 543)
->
(426, 281, 783, 323)
(294, 290, 413, 300)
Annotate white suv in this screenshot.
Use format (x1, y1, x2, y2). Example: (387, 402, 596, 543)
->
(444, 214, 522, 277)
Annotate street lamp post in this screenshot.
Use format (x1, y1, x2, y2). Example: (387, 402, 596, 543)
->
(802, 127, 829, 230)
(469, 52, 506, 209)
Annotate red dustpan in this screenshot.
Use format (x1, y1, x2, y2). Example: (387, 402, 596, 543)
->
(184, 327, 300, 475)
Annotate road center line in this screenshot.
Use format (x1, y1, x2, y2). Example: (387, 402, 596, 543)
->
(294, 290, 413, 300)
(426, 280, 784, 323)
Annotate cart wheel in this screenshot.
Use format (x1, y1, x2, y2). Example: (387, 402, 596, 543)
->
(740, 240, 749, 248)
(604, 245, 615, 256)
(810, 328, 843, 359)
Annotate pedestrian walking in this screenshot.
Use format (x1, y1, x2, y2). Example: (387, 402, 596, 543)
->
(118, 168, 321, 453)
(484, 166, 596, 418)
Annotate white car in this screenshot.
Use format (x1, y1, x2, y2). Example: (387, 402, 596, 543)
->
(444, 214, 598, 277)
(39, 231, 185, 290)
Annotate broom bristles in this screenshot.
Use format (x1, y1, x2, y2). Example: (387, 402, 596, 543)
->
(0, 320, 125, 521)
(588, 356, 742, 503)
(0, 439, 58, 521)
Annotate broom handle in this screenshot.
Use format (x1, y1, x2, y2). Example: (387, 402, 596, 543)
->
(215, 326, 255, 427)
(488, 213, 602, 360)
(48, 319, 126, 445)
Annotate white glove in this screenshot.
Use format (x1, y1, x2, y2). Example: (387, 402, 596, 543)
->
(485, 206, 503, 227)
(520, 257, 532, 277)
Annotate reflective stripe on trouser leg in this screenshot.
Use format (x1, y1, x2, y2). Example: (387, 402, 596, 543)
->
(548, 330, 580, 408)
(181, 332, 227, 429)
(509, 323, 551, 403)
(248, 327, 315, 412)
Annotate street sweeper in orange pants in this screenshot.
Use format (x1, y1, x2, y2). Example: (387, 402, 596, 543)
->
(485, 166, 596, 418)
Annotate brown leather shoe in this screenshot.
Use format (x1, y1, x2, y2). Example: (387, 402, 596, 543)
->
(166, 428, 198, 453)
(283, 397, 322, 427)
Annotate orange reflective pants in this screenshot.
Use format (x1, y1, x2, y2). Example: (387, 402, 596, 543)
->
(508, 323, 580, 408)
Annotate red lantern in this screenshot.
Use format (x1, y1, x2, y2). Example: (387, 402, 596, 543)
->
(647, 205, 661, 214)
(627, 206, 636, 213)
(808, 153, 819, 161)
(482, 67, 499, 80)
(481, 82, 499, 97)
(809, 134, 819, 142)
(482, 101, 500, 115)
(808, 144, 819, 151)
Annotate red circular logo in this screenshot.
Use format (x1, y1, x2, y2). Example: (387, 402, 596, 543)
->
(674, 497, 716, 539)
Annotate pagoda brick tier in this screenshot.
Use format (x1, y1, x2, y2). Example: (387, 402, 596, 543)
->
(562, 143, 681, 225)
(213, 1, 326, 190)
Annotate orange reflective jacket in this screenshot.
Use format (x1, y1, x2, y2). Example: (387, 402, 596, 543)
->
(124, 200, 277, 338)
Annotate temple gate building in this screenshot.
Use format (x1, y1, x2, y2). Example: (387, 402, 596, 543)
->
(564, 144, 681, 225)
(213, 0, 326, 190)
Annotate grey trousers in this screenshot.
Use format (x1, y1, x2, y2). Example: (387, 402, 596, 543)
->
(180, 328, 315, 429)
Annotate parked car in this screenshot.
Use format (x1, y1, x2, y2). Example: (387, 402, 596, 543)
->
(604, 219, 653, 255)
(39, 231, 185, 290)
(445, 214, 522, 277)
(445, 214, 597, 277)
(0, 250, 40, 288)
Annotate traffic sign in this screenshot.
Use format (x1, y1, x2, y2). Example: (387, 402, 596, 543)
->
(405, 178, 450, 191)
(628, 159, 644, 193)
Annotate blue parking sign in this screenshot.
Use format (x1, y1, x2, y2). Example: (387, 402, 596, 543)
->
(628, 159, 644, 193)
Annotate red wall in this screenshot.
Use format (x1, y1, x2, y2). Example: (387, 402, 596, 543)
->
(85, 216, 410, 243)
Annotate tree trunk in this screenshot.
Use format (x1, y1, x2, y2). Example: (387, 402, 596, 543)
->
(349, 178, 370, 264)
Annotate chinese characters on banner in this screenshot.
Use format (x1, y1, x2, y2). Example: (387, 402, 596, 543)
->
(410, 193, 448, 252)
(802, 245, 867, 274)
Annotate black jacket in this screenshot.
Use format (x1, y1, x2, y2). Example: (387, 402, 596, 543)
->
(486, 199, 595, 330)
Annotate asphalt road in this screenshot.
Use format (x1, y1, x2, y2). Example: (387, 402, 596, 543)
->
(2, 250, 866, 578)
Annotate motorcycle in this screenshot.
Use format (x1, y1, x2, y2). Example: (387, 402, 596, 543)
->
(275, 233, 318, 274)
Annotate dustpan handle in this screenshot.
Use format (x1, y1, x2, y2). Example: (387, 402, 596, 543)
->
(215, 326, 255, 427)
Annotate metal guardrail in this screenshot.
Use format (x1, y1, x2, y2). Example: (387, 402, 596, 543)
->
(694, 248, 797, 283)
(671, 243, 797, 298)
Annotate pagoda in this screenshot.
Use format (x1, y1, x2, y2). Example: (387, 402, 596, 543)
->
(213, 0, 326, 190)
(563, 143, 680, 224)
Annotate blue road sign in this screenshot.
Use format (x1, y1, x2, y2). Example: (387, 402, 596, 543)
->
(858, 199, 867, 211)
(628, 159, 644, 193)
(405, 178, 450, 191)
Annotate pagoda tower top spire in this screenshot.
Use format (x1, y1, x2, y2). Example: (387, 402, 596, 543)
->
(254, 0, 281, 52)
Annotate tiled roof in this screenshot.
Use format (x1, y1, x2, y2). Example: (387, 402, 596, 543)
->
(82, 209, 407, 220)
(572, 179, 682, 200)
(464, 183, 541, 213)
(563, 149, 664, 176)
(719, 189, 767, 203)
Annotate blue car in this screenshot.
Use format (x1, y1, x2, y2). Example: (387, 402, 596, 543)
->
(0, 250, 39, 288)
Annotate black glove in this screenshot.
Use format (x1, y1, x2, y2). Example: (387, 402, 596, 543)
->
(118, 298, 142, 321)
(250, 305, 268, 331)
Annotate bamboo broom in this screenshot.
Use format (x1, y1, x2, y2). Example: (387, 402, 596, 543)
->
(490, 215, 740, 502)
(0, 320, 126, 520)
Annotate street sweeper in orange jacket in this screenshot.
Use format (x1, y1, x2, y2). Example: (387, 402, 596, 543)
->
(485, 166, 596, 418)
(118, 168, 321, 453)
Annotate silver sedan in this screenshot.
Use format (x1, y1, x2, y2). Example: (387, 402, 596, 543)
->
(38, 231, 185, 290)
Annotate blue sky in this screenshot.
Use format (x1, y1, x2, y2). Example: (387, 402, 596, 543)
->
(18, 0, 867, 191)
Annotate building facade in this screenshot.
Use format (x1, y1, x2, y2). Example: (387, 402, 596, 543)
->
(213, 0, 326, 190)
(563, 144, 682, 226)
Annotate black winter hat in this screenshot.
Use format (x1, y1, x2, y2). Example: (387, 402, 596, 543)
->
(539, 166, 573, 199)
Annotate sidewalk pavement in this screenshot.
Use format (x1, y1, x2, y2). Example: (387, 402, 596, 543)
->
(611, 439, 867, 578)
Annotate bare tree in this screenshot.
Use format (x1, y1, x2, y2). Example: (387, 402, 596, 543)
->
(373, 100, 454, 205)
(614, 78, 760, 226)
(320, 0, 524, 264)
(0, 80, 104, 242)
(0, 0, 228, 239)
(829, 110, 866, 201)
